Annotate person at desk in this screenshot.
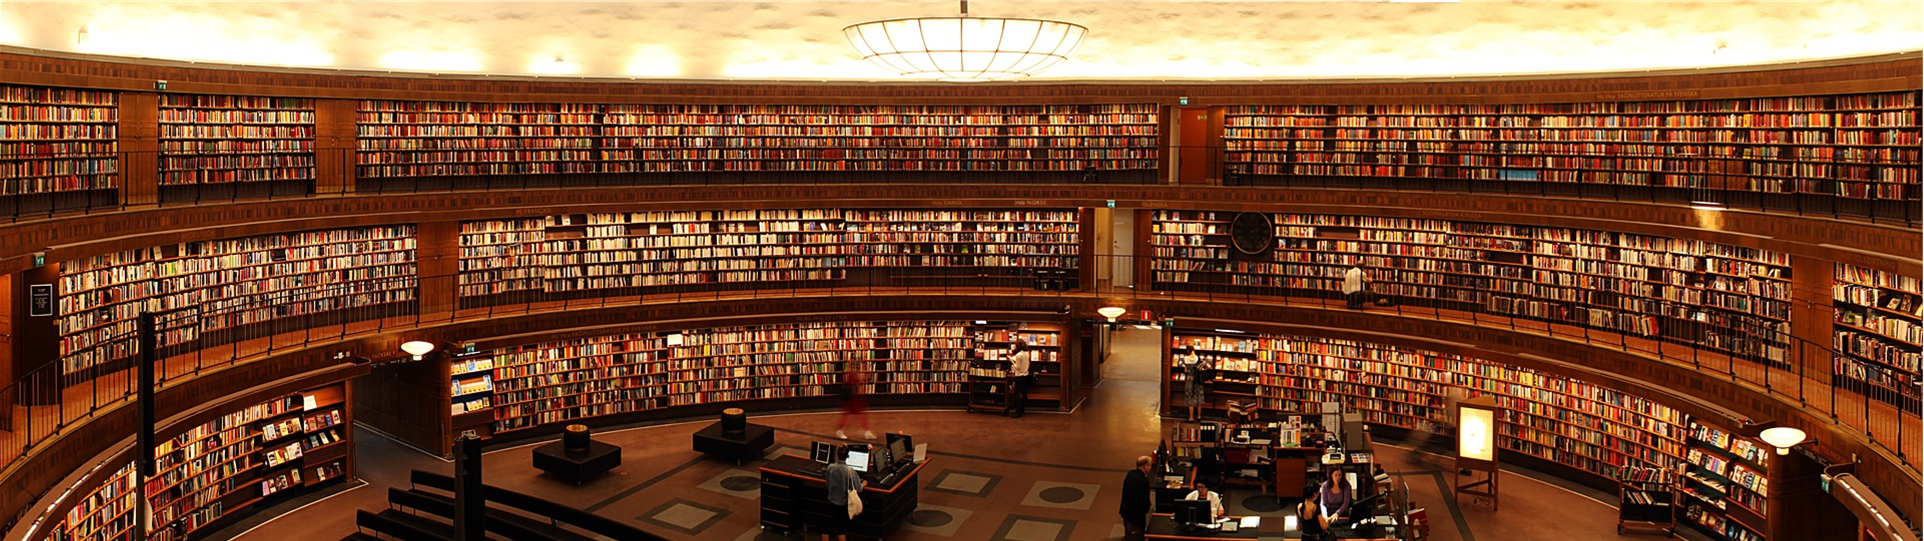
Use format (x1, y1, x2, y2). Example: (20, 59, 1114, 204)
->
(1120, 456, 1153, 541)
(1317, 466, 1353, 528)
(1297, 486, 1330, 540)
(822, 445, 867, 541)
(1182, 481, 1224, 522)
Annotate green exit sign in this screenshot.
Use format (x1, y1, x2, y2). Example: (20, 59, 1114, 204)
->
(1179, 97, 1189, 106)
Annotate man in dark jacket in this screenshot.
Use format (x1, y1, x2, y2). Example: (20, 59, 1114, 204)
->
(1120, 455, 1154, 541)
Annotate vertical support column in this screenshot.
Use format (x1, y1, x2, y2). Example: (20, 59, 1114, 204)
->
(314, 99, 358, 195)
(1077, 208, 1096, 292)
(453, 434, 486, 541)
(118, 92, 160, 205)
(1133, 209, 1153, 293)
(1789, 255, 1833, 392)
(1156, 104, 1174, 184)
(12, 265, 58, 406)
(416, 221, 461, 322)
(1768, 449, 1854, 541)
(0, 272, 11, 430)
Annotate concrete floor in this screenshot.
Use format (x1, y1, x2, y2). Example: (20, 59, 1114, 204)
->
(221, 326, 1654, 541)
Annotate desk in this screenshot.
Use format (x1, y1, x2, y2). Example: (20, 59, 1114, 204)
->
(532, 440, 621, 485)
(1145, 514, 1264, 541)
(759, 455, 928, 538)
(692, 422, 775, 464)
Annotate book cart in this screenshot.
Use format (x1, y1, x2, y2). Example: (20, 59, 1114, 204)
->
(1617, 465, 1677, 535)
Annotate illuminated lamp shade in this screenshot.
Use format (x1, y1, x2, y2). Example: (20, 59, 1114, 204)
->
(1457, 406, 1495, 462)
(1758, 426, 1807, 455)
(1096, 306, 1128, 322)
(400, 340, 436, 361)
(844, 1, 1086, 82)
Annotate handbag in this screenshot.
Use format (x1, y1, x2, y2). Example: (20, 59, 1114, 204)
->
(846, 487, 864, 518)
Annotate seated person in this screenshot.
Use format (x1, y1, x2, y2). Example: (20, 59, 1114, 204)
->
(1317, 467, 1353, 527)
(1183, 481, 1225, 522)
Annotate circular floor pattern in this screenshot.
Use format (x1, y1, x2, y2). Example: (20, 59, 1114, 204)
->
(1039, 486, 1086, 504)
(908, 509, 954, 527)
(720, 476, 762, 492)
(1242, 494, 1284, 513)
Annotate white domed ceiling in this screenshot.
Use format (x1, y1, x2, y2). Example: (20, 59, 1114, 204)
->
(1, 1, 1918, 81)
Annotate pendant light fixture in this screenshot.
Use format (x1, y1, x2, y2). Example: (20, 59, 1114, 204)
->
(843, 1, 1087, 82)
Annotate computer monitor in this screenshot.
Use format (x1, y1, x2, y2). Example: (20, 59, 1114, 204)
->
(888, 438, 909, 467)
(873, 442, 893, 470)
(811, 441, 834, 464)
(847, 449, 870, 473)
(1172, 499, 1212, 528)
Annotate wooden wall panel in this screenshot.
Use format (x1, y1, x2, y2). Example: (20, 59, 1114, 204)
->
(313, 99, 358, 194)
(116, 92, 158, 205)
(414, 221, 459, 319)
(1175, 106, 1209, 185)
(11, 265, 56, 406)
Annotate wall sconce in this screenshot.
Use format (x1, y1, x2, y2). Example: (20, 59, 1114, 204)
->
(400, 340, 436, 361)
(1096, 306, 1127, 323)
(1758, 426, 1808, 455)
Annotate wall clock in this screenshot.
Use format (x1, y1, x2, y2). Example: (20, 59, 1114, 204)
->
(1229, 212, 1274, 255)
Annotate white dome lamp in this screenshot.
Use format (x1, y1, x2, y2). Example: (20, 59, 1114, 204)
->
(844, 1, 1088, 82)
(1096, 306, 1128, 323)
(1757, 426, 1808, 455)
(400, 340, 436, 361)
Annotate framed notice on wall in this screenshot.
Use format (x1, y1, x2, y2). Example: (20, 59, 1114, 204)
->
(29, 284, 52, 317)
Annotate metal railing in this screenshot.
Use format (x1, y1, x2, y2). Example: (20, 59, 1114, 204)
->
(0, 148, 1914, 227)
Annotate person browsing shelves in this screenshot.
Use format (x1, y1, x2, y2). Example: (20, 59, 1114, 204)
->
(1007, 341, 1034, 418)
(1317, 466, 1353, 527)
(1183, 480, 1224, 522)
(1342, 264, 1373, 309)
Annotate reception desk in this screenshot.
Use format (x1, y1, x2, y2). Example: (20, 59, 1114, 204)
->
(1145, 513, 1402, 541)
(759, 455, 928, 538)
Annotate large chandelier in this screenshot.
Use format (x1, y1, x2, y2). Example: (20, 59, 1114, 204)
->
(843, 1, 1087, 82)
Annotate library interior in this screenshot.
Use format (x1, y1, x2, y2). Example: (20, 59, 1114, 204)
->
(0, 2, 1916, 541)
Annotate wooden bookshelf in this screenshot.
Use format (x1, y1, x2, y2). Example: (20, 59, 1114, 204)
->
(0, 83, 118, 197)
(1831, 263, 1921, 408)
(972, 322, 1068, 411)
(1148, 211, 1793, 365)
(46, 382, 352, 541)
(54, 226, 419, 376)
(449, 347, 495, 440)
(1165, 329, 1686, 482)
(598, 104, 1158, 173)
(1222, 91, 1920, 200)
(355, 100, 601, 180)
(158, 95, 315, 186)
(456, 208, 1082, 306)
(46, 462, 136, 541)
(1681, 420, 1769, 541)
(485, 320, 993, 435)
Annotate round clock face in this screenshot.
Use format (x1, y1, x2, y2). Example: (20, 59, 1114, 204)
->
(1229, 212, 1274, 255)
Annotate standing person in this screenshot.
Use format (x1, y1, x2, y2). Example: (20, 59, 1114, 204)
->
(1181, 346, 1208, 422)
(1007, 341, 1033, 418)
(822, 445, 866, 541)
(1119, 456, 1153, 541)
(1317, 466, 1353, 528)
(836, 364, 873, 440)
(1342, 264, 1372, 309)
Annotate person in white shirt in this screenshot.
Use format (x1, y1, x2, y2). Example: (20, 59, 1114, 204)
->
(1342, 264, 1372, 309)
(1183, 481, 1224, 522)
(1007, 341, 1034, 418)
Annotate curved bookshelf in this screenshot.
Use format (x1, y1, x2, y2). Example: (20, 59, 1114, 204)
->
(1150, 211, 1793, 365)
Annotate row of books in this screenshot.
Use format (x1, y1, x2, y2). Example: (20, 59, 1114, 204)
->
(1175, 330, 1686, 479)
